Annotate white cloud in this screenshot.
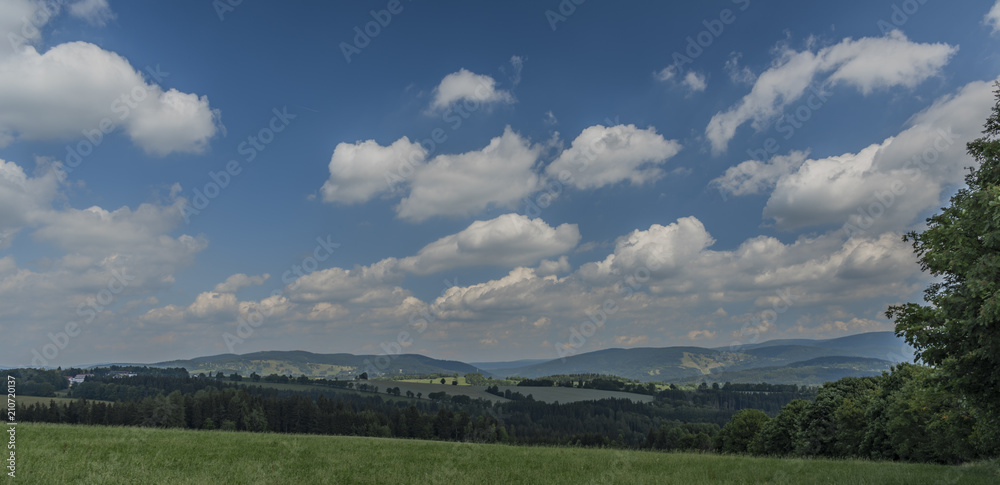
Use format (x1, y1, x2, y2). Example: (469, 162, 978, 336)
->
(545, 124, 682, 189)
(399, 214, 580, 275)
(68, 0, 115, 26)
(711, 150, 809, 197)
(654, 65, 678, 82)
(0, 8, 220, 155)
(429, 69, 514, 111)
(543, 110, 558, 125)
(578, 217, 715, 282)
(985, 1, 1000, 35)
(0, 0, 45, 60)
(396, 126, 541, 222)
(724, 52, 756, 84)
(432, 266, 580, 320)
(321, 137, 426, 204)
(536, 255, 571, 276)
(682, 71, 707, 92)
(687, 330, 717, 340)
(757, 79, 995, 232)
(705, 31, 956, 153)
(213, 273, 270, 293)
(0, 164, 209, 365)
(284, 258, 406, 305)
(189, 291, 239, 319)
(0, 158, 62, 248)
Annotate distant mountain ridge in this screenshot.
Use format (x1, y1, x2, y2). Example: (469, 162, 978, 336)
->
(153, 350, 479, 379)
(494, 331, 913, 382)
(140, 331, 913, 385)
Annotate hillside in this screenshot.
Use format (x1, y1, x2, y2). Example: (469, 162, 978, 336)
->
(144, 332, 914, 384)
(153, 350, 479, 379)
(497, 332, 913, 382)
(685, 356, 895, 386)
(15, 423, 997, 484)
(499, 347, 746, 381)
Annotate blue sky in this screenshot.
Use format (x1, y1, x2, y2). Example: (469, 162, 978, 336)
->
(2, 0, 1000, 366)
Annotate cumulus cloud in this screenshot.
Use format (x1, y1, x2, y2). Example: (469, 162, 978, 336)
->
(0, 4, 220, 155)
(536, 255, 571, 276)
(396, 126, 541, 222)
(754, 78, 994, 232)
(545, 124, 682, 189)
(284, 258, 406, 306)
(711, 150, 809, 197)
(429, 68, 514, 111)
(578, 217, 715, 282)
(0, 158, 62, 248)
(705, 31, 956, 153)
(321, 137, 426, 204)
(213, 273, 270, 293)
(399, 214, 580, 275)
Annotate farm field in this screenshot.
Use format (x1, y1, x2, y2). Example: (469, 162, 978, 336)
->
(12, 423, 998, 484)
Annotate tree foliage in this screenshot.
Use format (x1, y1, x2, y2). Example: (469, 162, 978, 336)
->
(887, 82, 1000, 418)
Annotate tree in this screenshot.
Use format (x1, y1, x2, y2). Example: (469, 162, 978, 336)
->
(749, 399, 809, 456)
(887, 82, 1000, 421)
(715, 408, 769, 454)
(440, 378, 447, 385)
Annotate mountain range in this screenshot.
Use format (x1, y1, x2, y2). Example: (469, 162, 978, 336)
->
(142, 331, 914, 385)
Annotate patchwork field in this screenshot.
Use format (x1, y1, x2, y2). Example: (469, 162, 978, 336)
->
(11, 423, 998, 484)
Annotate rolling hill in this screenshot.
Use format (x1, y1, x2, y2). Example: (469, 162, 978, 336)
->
(496, 331, 914, 382)
(153, 350, 479, 379)
(684, 356, 896, 386)
(145, 332, 914, 385)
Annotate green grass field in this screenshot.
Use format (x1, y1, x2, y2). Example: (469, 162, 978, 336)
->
(11, 423, 998, 484)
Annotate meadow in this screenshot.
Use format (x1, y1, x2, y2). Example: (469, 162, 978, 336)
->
(12, 423, 998, 484)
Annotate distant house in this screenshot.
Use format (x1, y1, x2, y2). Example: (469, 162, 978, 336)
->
(67, 374, 92, 386)
(111, 372, 137, 378)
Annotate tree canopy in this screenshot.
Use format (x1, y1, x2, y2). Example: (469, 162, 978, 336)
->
(888, 82, 1000, 419)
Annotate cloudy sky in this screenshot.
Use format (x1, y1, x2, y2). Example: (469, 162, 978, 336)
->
(2, 0, 999, 366)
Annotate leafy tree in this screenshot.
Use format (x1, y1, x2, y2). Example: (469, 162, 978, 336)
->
(884, 366, 983, 464)
(888, 82, 1000, 420)
(715, 408, 769, 454)
(440, 378, 447, 385)
(795, 377, 878, 458)
(749, 399, 809, 456)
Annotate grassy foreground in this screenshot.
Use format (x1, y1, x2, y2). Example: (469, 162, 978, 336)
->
(12, 423, 998, 484)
